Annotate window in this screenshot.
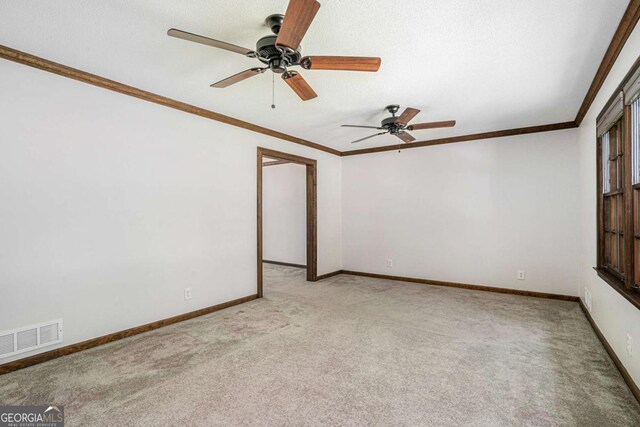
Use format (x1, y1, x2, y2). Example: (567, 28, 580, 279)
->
(631, 96, 640, 290)
(600, 119, 624, 278)
(596, 65, 640, 300)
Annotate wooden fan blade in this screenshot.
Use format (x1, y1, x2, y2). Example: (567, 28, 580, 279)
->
(409, 120, 456, 130)
(211, 68, 265, 88)
(395, 132, 416, 143)
(395, 107, 421, 126)
(168, 29, 255, 56)
(301, 56, 381, 72)
(276, 0, 321, 50)
(341, 124, 385, 130)
(282, 71, 317, 101)
(351, 132, 387, 144)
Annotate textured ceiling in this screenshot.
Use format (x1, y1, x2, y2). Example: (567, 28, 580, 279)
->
(0, 0, 630, 151)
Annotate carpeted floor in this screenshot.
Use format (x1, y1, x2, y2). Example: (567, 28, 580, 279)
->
(1, 264, 639, 426)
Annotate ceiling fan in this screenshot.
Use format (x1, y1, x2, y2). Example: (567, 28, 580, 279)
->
(343, 105, 456, 143)
(167, 0, 381, 101)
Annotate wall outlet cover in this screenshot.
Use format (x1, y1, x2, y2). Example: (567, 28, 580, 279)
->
(184, 288, 192, 300)
(517, 270, 525, 280)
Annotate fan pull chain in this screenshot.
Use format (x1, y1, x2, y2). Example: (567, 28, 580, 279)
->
(271, 73, 276, 109)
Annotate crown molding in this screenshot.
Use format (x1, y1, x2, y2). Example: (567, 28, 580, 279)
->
(575, 0, 640, 126)
(340, 121, 577, 156)
(0, 44, 341, 156)
(1, 0, 639, 158)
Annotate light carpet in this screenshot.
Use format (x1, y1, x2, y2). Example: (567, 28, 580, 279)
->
(1, 264, 639, 426)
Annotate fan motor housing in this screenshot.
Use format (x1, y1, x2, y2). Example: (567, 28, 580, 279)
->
(256, 35, 302, 72)
(381, 116, 403, 134)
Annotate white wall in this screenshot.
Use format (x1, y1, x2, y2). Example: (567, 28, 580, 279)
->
(263, 163, 307, 266)
(4, 18, 640, 384)
(577, 23, 640, 387)
(0, 59, 342, 363)
(342, 129, 581, 297)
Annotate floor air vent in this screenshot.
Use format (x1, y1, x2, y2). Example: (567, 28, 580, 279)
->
(0, 320, 63, 359)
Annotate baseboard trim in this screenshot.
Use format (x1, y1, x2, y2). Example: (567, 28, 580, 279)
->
(315, 270, 343, 281)
(579, 299, 640, 404)
(263, 260, 307, 269)
(340, 270, 579, 301)
(0, 294, 258, 375)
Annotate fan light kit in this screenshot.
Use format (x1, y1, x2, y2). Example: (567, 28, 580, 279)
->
(342, 105, 457, 144)
(168, 0, 381, 102)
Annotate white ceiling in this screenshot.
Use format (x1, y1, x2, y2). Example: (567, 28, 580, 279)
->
(0, 0, 629, 151)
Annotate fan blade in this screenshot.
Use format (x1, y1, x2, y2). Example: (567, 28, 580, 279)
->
(341, 124, 385, 130)
(168, 29, 255, 56)
(395, 131, 416, 143)
(409, 120, 456, 130)
(395, 107, 421, 126)
(211, 68, 266, 88)
(301, 56, 381, 72)
(282, 71, 317, 101)
(276, 0, 321, 51)
(351, 132, 387, 144)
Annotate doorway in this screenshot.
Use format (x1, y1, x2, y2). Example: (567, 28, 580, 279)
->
(257, 147, 317, 297)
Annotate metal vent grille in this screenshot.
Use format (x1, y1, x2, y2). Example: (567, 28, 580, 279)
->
(0, 334, 14, 357)
(40, 324, 59, 345)
(17, 328, 38, 351)
(0, 319, 63, 359)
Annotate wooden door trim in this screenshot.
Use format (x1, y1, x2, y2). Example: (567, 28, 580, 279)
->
(257, 147, 317, 297)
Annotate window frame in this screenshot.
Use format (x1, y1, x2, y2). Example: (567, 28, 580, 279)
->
(595, 59, 640, 310)
(598, 120, 626, 280)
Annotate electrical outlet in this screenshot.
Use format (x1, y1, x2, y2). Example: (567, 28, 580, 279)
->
(387, 259, 393, 268)
(184, 288, 192, 300)
(517, 270, 525, 280)
(627, 333, 633, 357)
(584, 288, 592, 312)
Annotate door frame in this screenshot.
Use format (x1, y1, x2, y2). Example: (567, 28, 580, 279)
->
(257, 147, 317, 297)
